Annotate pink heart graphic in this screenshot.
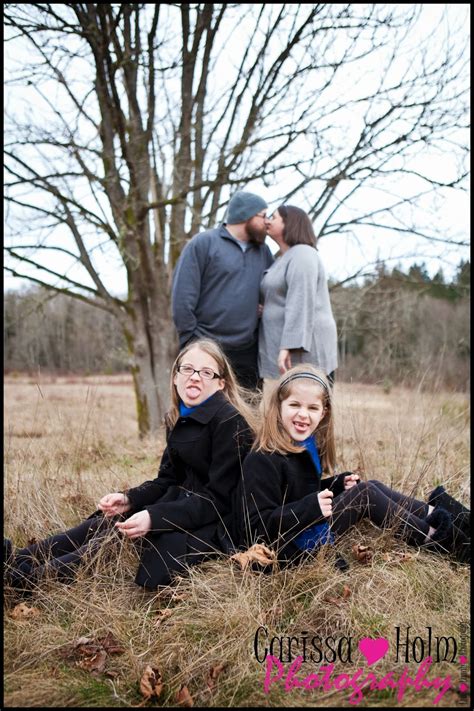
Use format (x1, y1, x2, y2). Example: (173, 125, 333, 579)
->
(358, 637, 389, 665)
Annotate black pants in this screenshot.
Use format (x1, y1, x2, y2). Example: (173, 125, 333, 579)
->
(5, 515, 115, 591)
(222, 341, 261, 391)
(6, 515, 217, 593)
(331, 480, 430, 546)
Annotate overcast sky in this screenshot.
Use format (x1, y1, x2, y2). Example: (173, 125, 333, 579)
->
(4, 3, 470, 295)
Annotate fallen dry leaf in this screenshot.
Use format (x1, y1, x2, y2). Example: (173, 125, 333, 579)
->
(324, 596, 343, 607)
(153, 609, 173, 627)
(382, 551, 414, 563)
(74, 636, 94, 648)
(324, 583, 352, 606)
(230, 543, 276, 571)
(139, 665, 163, 700)
(156, 587, 190, 603)
(352, 543, 373, 563)
(76, 649, 108, 674)
(10, 602, 41, 620)
(60, 632, 124, 675)
(97, 631, 125, 654)
(176, 684, 194, 707)
(207, 663, 226, 690)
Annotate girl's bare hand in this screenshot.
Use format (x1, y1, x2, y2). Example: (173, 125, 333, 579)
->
(115, 510, 152, 539)
(317, 488, 333, 518)
(98, 492, 131, 517)
(344, 474, 361, 490)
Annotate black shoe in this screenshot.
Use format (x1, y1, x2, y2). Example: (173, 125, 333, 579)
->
(334, 555, 350, 572)
(425, 507, 470, 565)
(428, 486, 470, 536)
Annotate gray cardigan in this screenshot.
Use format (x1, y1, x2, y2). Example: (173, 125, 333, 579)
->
(258, 244, 338, 378)
(172, 225, 274, 348)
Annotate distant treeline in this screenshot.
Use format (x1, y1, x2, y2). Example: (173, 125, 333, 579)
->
(331, 260, 470, 391)
(4, 260, 470, 391)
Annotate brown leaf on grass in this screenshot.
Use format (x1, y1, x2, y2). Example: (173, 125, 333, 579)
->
(153, 608, 173, 627)
(74, 636, 95, 648)
(206, 663, 226, 690)
(139, 665, 163, 700)
(60, 632, 124, 675)
(324, 596, 343, 606)
(27, 536, 39, 546)
(352, 543, 373, 563)
(155, 586, 190, 603)
(382, 551, 414, 563)
(324, 584, 352, 606)
(97, 631, 125, 654)
(176, 684, 194, 707)
(76, 649, 108, 674)
(230, 543, 276, 571)
(10, 602, 41, 620)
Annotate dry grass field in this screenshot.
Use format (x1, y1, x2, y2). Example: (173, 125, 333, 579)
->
(4, 374, 471, 707)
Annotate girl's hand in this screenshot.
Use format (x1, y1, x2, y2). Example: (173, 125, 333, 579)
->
(318, 488, 333, 518)
(98, 492, 131, 517)
(344, 474, 360, 490)
(115, 510, 152, 539)
(278, 349, 292, 374)
(257, 303, 264, 317)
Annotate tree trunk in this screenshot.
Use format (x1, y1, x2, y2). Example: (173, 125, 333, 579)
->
(124, 299, 177, 437)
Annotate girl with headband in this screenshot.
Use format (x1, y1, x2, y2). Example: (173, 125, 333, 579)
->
(239, 364, 470, 568)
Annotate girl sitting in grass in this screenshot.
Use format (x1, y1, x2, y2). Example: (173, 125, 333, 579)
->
(239, 365, 470, 567)
(5, 339, 254, 594)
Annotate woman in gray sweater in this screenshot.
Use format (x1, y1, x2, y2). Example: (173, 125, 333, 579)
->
(259, 205, 338, 382)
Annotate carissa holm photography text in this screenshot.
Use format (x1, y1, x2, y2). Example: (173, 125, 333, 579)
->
(253, 624, 470, 705)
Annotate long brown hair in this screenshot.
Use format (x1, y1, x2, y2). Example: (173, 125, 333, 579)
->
(254, 364, 336, 474)
(278, 204, 317, 248)
(165, 338, 257, 430)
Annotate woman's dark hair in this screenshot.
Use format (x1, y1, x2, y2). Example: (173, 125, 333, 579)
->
(278, 204, 317, 248)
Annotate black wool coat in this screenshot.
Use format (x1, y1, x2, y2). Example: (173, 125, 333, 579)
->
(126, 391, 252, 588)
(239, 449, 346, 563)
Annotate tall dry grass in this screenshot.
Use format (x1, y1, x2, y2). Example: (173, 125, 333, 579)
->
(4, 374, 470, 707)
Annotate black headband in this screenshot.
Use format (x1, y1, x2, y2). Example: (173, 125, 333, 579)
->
(278, 372, 329, 394)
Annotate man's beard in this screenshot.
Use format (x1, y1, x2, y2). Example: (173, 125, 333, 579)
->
(245, 220, 267, 244)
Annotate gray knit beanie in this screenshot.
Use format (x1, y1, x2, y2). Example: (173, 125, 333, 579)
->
(225, 191, 268, 224)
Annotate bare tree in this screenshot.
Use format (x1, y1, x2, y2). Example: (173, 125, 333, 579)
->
(4, 4, 469, 434)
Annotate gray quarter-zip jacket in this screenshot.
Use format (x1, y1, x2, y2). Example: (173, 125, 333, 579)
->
(172, 225, 274, 348)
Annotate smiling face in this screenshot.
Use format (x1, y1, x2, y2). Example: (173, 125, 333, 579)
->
(173, 346, 225, 407)
(279, 380, 326, 442)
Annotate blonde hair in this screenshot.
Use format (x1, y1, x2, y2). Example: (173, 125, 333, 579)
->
(254, 364, 336, 475)
(165, 338, 257, 430)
